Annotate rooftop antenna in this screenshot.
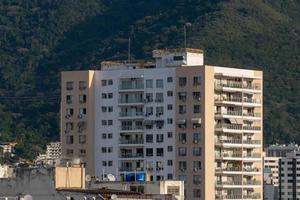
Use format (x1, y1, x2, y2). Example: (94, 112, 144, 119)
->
(128, 37, 131, 63)
(184, 22, 192, 49)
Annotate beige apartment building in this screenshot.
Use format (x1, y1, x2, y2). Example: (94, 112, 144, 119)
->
(60, 48, 263, 200)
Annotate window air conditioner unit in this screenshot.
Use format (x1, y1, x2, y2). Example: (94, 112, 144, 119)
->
(78, 114, 83, 119)
(194, 140, 199, 144)
(182, 140, 186, 144)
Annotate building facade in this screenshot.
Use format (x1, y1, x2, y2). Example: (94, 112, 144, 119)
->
(61, 48, 263, 200)
(279, 150, 300, 199)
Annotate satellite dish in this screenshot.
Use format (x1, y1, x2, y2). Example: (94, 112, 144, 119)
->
(107, 174, 116, 181)
(111, 194, 118, 200)
(85, 174, 91, 182)
(24, 195, 33, 200)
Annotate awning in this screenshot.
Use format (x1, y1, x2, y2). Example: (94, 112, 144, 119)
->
(177, 119, 186, 124)
(192, 118, 202, 124)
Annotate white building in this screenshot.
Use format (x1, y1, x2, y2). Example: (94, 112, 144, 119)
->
(46, 142, 61, 160)
(61, 48, 263, 200)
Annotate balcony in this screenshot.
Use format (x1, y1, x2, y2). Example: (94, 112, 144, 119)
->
(216, 139, 261, 147)
(119, 111, 144, 119)
(120, 125, 144, 132)
(243, 180, 261, 186)
(216, 167, 242, 173)
(215, 82, 261, 93)
(215, 97, 261, 107)
(119, 139, 144, 145)
(119, 98, 144, 105)
(215, 111, 261, 120)
(215, 124, 261, 133)
(216, 193, 261, 199)
(119, 167, 144, 172)
(119, 153, 144, 159)
(216, 181, 242, 187)
(119, 82, 144, 91)
(215, 153, 243, 160)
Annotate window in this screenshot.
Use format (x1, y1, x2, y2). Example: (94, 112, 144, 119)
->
(194, 105, 201, 113)
(146, 148, 153, 156)
(193, 161, 201, 171)
(156, 106, 164, 116)
(174, 55, 184, 61)
(66, 149, 74, 156)
(79, 81, 87, 90)
(102, 120, 107, 126)
(178, 147, 187, 156)
(193, 76, 201, 86)
(179, 175, 187, 183)
(102, 147, 107, 153)
(101, 106, 107, 112)
(108, 120, 113, 125)
(108, 79, 113, 85)
(146, 134, 153, 143)
(102, 133, 107, 139)
(168, 146, 173, 152)
(167, 174, 173, 180)
(79, 149, 86, 156)
(66, 95, 73, 104)
(193, 132, 201, 143)
(193, 189, 201, 198)
(79, 108, 86, 115)
(167, 118, 173, 124)
(145, 93, 153, 102)
(146, 80, 153, 88)
(108, 106, 113, 112)
(179, 133, 187, 144)
(156, 148, 164, 156)
(101, 80, 107, 86)
(107, 147, 113, 153)
(156, 79, 163, 88)
(108, 93, 113, 99)
(108, 161, 113, 166)
(66, 81, 73, 90)
(193, 175, 201, 185)
(156, 134, 164, 143)
(167, 77, 173, 83)
(79, 95, 87, 103)
(66, 108, 73, 116)
(107, 133, 113, 139)
(79, 135, 86, 144)
(66, 122, 73, 131)
(193, 147, 201, 156)
(102, 161, 107, 166)
(167, 132, 173, 138)
(179, 77, 187, 87)
(179, 161, 187, 171)
(193, 92, 201, 101)
(146, 107, 153, 116)
(167, 104, 173, 110)
(155, 93, 164, 102)
(167, 160, 173, 166)
(178, 92, 187, 102)
(102, 93, 107, 99)
(167, 186, 179, 196)
(66, 135, 74, 144)
(167, 91, 173, 96)
(179, 105, 186, 114)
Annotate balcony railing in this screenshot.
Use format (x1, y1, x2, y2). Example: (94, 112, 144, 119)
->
(121, 125, 144, 131)
(119, 139, 144, 144)
(119, 153, 144, 158)
(215, 153, 243, 159)
(119, 98, 144, 104)
(216, 181, 242, 186)
(215, 82, 261, 90)
(216, 194, 260, 199)
(216, 139, 261, 145)
(243, 140, 261, 145)
(119, 112, 144, 117)
(216, 167, 242, 172)
(243, 167, 260, 172)
(215, 97, 261, 104)
(243, 180, 261, 185)
(215, 124, 261, 131)
(119, 82, 144, 90)
(119, 167, 144, 172)
(215, 111, 261, 118)
(243, 153, 261, 158)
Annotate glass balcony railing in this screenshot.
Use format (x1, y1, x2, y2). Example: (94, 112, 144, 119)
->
(215, 111, 261, 117)
(215, 124, 261, 131)
(215, 97, 261, 104)
(119, 82, 144, 90)
(215, 82, 261, 90)
(121, 125, 144, 131)
(119, 139, 144, 144)
(119, 98, 144, 104)
(119, 111, 144, 117)
(119, 153, 144, 158)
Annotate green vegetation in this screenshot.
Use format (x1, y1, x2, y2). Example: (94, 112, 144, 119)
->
(0, 0, 299, 160)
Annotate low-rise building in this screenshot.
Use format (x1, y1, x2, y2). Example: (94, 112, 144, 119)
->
(0, 142, 17, 156)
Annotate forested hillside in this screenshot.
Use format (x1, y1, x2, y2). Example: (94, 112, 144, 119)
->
(0, 0, 299, 160)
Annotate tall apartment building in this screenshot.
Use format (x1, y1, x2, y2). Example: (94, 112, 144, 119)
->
(279, 150, 300, 199)
(61, 48, 263, 200)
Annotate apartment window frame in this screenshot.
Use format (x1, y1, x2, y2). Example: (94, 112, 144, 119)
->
(146, 79, 153, 88)
(66, 81, 74, 90)
(79, 81, 87, 90)
(193, 76, 201, 86)
(156, 79, 164, 88)
(179, 77, 187, 87)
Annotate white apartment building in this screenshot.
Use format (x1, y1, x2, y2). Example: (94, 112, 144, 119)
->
(61, 48, 263, 200)
(46, 142, 62, 160)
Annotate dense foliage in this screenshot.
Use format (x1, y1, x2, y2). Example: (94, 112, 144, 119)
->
(0, 0, 299, 160)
